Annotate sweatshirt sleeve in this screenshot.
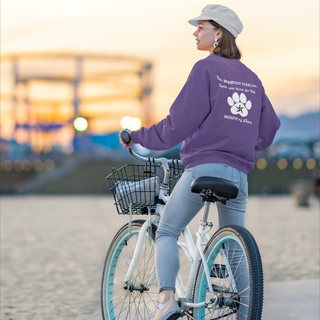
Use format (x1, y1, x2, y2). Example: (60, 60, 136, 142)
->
(255, 87, 281, 151)
(131, 76, 211, 150)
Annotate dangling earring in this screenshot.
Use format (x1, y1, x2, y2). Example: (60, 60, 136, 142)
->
(213, 37, 218, 49)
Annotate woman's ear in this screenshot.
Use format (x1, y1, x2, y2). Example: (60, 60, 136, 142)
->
(216, 29, 222, 40)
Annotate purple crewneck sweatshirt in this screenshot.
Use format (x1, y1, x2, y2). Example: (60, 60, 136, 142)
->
(131, 54, 280, 174)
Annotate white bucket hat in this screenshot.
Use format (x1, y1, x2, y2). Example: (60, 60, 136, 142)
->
(188, 4, 243, 38)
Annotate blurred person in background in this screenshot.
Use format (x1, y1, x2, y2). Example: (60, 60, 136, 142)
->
(120, 4, 280, 320)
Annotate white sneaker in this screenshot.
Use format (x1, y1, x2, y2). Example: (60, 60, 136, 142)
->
(150, 299, 181, 320)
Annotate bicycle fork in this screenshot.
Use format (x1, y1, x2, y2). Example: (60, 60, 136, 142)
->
(123, 214, 160, 285)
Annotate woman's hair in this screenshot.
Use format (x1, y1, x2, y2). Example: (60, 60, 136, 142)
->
(209, 20, 242, 60)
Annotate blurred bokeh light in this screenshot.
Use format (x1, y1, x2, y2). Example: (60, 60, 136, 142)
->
(120, 116, 142, 131)
(73, 117, 88, 132)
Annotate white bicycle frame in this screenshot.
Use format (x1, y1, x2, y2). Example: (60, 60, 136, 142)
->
(123, 147, 237, 310)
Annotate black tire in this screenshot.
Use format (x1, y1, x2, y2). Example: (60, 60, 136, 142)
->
(101, 219, 158, 320)
(192, 225, 264, 319)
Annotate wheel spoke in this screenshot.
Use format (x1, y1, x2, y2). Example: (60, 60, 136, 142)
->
(192, 226, 263, 319)
(101, 221, 158, 320)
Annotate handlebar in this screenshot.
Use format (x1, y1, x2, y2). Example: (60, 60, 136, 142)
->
(120, 130, 183, 166)
(121, 130, 131, 144)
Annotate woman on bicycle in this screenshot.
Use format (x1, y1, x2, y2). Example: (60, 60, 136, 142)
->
(120, 4, 280, 320)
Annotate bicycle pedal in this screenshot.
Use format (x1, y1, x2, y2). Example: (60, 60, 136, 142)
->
(210, 264, 228, 278)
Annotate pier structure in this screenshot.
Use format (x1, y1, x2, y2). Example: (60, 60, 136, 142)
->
(1, 52, 153, 154)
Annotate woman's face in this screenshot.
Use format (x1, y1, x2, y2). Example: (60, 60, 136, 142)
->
(193, 20, 220, 53)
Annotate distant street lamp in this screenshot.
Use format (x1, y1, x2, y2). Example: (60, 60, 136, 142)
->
(120, 116, 142, 131)
(73, 117, 88, 132)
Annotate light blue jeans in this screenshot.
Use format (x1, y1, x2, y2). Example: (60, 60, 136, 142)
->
(155, 163, 248, 293)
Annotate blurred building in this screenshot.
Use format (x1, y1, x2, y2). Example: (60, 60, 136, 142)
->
(1, 52, 153, 156)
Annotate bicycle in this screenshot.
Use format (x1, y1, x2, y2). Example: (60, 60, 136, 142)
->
(101, 132, 264, 320)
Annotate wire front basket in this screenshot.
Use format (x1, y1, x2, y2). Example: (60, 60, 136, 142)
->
(106, 160, 184, 215)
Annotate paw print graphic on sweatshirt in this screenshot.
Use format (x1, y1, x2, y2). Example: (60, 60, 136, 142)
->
(227, 92, 252, 117)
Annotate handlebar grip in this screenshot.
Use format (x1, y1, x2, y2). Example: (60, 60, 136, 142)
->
(121, 130, 131, 143)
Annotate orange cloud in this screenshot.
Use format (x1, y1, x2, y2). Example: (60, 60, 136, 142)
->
(269, 77, 319, 116)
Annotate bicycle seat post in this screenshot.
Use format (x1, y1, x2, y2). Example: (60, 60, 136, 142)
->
(201, 201, 211, 227)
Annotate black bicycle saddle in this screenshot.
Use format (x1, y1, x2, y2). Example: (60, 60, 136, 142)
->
(191, 177, 239, 199)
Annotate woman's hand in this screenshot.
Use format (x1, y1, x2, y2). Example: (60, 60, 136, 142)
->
(119, 130, 134, 148)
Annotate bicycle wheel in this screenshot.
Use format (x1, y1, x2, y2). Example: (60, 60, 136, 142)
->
(101, 219, 158, 320)
(192, 225, 263, 320)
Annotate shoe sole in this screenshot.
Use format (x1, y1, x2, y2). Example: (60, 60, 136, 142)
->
(167, 314, 181, 320)
(158, 308, 181, 320)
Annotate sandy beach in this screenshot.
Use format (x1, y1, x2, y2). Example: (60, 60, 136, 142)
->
(1, 195, 319, 319)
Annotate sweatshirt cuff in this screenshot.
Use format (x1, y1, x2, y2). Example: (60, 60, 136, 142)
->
(131, 130, 139, 144)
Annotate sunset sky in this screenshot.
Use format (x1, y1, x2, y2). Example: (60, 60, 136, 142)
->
(1, 0, 319, 122)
